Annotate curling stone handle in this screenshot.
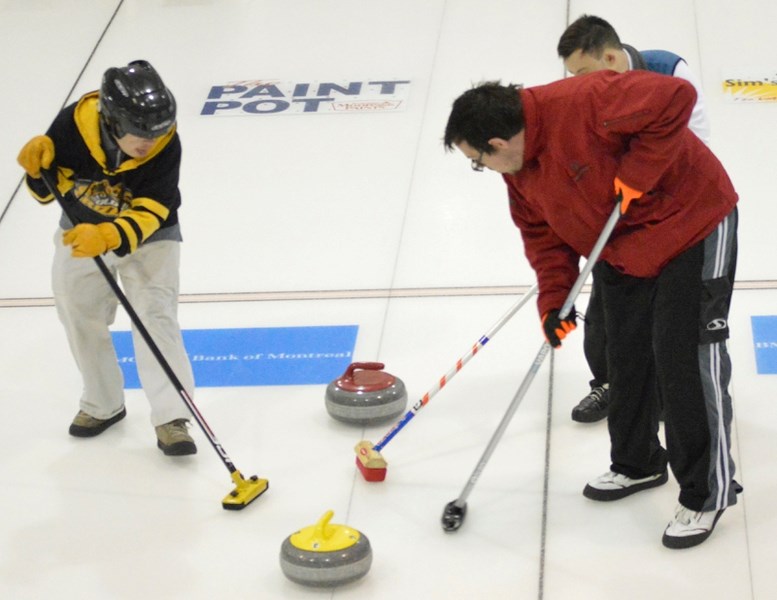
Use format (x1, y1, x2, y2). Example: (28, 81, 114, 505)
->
(342, 362, 385, 382)
(315, 510, 335, 539)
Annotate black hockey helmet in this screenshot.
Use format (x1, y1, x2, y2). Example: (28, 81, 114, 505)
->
(99, 60, 176, 139)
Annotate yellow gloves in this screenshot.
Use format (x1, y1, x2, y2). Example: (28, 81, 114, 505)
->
(17, 135, 55, 178)
(62, 223, 121, 258)
(20, 135, 121, 258)
(614, 176, 644, 214)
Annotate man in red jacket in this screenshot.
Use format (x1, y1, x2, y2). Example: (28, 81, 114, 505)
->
(444, 70, 739, 549)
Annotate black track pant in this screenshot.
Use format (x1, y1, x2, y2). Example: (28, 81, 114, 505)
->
(584, 273, 662, 411)
(597, 209, 739, 512)
(583, 275, 608, 388)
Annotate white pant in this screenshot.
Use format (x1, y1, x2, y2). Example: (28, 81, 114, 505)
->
(52, 229, 194, 426)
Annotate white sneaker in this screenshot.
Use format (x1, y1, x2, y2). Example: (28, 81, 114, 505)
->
(662, 504, 724, 549)
(583, 470, 668, 501)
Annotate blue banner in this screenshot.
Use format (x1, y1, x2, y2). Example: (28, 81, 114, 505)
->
(751, 316, 777, 374)
(112, 325, 358, 388)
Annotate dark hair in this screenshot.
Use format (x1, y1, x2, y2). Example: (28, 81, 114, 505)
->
(557, 15, 622, 59)
(443, 81, 524, 153)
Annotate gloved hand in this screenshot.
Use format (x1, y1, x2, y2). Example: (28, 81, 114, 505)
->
(542, 309, 577, 348)
(614, 176, 644, 214)
(62, 223, 121, 258)
(17, 135, 55, 178)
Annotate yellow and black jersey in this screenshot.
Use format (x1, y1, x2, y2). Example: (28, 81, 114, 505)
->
(25, 91, 182, 256)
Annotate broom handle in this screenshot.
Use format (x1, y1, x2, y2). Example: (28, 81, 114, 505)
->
(373, 283, 539, 453)
(452, 202, 621, 507)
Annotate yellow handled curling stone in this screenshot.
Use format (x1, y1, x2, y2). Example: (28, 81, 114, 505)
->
(279, 510, 373, 587)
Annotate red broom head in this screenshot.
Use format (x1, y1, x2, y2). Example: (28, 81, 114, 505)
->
(355, 456, 387, 482)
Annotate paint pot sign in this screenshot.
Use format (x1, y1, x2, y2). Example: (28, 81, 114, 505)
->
(721, 69, 777, 103)
(201, 79, 411, 115)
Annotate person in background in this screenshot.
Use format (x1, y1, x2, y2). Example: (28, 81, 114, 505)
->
(557, 14, 711, 423)
(17, 60, 197, 456)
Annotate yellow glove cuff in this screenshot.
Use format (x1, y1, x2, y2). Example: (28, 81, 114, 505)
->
(96, 222, 121, 251)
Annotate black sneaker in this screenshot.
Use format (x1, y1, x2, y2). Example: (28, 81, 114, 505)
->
(571, 384, 610, 423)
(69, 407, 127, 437)
(583, 470, 668, 501)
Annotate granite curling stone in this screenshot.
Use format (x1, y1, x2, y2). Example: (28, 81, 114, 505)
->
(280, 510, 373, 588)
(325, 362, 407, 426)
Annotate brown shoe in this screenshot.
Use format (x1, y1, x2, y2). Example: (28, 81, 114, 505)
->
(69, 407, 127, 437)
(156, 419, 197, 456)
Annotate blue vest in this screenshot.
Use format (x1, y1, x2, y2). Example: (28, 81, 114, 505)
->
(641, 49, 684, 76)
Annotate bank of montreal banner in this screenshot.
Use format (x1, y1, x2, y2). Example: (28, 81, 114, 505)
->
(111, 325, 358, 388)
(751, 316, 777, 375)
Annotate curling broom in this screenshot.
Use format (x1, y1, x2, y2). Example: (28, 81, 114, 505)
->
(355, 283, 539, 482)
(441, 202, 622, 531)
(40, 169, 268, 510)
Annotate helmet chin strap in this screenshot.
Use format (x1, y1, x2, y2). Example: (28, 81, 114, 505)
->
(99, 111, 124, 140)
(99, 117, 125, 169)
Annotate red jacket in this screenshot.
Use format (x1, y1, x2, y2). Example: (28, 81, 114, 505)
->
(504, 70, 738, 316)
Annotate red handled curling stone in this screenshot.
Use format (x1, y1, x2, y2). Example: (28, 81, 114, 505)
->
(325, 362, 407, 426)
(280, 510, 373, 588)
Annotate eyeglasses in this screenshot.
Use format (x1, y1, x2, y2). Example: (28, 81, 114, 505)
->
(471, 150, 485, 172)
